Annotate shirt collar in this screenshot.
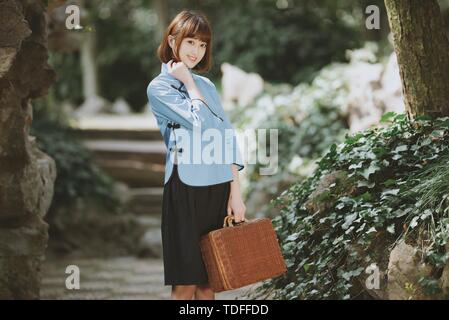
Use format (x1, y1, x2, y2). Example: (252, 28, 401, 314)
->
(161, 62, 194, 78)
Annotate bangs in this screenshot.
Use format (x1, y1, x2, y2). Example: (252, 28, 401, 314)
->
(181, 17, 211, 44)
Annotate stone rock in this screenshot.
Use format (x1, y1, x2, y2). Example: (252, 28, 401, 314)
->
(0, 47, 18, 78)
(440, 262, 449, 296)
(0, 0, 57, 299)
(305, 171, 356, 216)
(439, 241, 449, 296)
(387, 240, 433, 300)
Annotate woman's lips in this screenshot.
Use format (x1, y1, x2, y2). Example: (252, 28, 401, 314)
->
(188, 55, 197, 62)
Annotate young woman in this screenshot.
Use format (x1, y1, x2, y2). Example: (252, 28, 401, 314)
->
(146, 10, 246, 300)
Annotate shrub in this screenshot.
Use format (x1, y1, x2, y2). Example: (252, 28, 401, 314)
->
(30, 107, 121, 216)
(252, 113, 449, 299)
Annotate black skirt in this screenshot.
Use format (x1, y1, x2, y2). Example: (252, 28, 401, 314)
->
(161, 164, 231, 286)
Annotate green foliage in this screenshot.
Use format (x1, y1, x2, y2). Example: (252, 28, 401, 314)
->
(93, 0, 160, 110)
(49, 0, 375, 109)
(228, 61, 350, 211)
(203, 0, 363, 83)
(31, 102, 122, 214)
(252, 113, 449, 299)
(48, 51, 84, 106)
(48, 0, 160, 111)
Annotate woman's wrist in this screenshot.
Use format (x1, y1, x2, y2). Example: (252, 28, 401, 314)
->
(230, 164, 241, 196)
(230, 181, 241, 197)
(183, 77, 195, 90)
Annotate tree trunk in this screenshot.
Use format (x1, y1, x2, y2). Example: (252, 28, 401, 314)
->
(385, 0, 449, 118)
(0, 0, 58, 299)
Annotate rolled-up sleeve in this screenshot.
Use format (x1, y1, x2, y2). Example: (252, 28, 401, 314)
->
(230, 131, 245, 171)
(147, 80, 213, 130)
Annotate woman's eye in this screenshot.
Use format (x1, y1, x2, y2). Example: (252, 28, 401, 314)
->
(201, 44, 207, 48)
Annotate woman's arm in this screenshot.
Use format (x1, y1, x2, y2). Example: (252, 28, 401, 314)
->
(168, 60, 208, 104)
(147, 60, 216, 130)
(227, 164, 246, 222)
(147, 81, 210, 130)
(184, 77, 207, 103)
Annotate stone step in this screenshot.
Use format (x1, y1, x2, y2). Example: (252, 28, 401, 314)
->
(97, 159, 165, 188)
(125, 188, 164, 215)
(84, 140, 166, 164)
(40, 256, 251, 299)
(83, 139, 166, 154)
(81, 140, 166, 187)
(69, 128, 162, 141)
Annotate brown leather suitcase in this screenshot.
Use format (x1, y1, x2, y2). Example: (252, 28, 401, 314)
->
(199, 216, 287, 292)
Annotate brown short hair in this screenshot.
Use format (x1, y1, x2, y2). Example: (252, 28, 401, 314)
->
(157, 10, 212, 73)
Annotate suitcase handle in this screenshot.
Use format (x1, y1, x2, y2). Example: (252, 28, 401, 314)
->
(223, 215, 247, 227)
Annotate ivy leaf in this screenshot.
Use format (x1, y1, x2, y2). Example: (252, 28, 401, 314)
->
(366, 227, 377, 234)
(384, 179, 397, 187)
(336, 202, 345, 210)
(345, 133, 363, 145)
(286, 233, 299, 242)
(349, 162, 364, 170)
(394, 207, 412, 218)
(382, 189, 400, 197)
(304, 264, 311, 272)
(341, 267, 364, 281)
(387, 224, 395, 234)
(430, 130, 445, 138)
(360, 163, 380, 180)
(394, 145, 408, 153)
(410, 216, 420, 229)
(332, 235, 344, 245)
(358, 180, 376, 188)
(342, 212, 358, 230)
(420, 210, 432, 221)
(356, 223, 366, 233)
(380, 112, 396, 123)
(360, 192, 373, 202)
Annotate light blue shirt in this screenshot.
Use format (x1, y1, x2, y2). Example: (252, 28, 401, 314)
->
(146, 62, 244, 186)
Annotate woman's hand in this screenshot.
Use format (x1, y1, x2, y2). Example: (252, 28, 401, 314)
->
(167, 59, 194, 87)
(227, 193, 246, 223)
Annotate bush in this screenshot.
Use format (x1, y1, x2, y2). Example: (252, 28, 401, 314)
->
(31, 100, 121, 216)
(228, 62, 350, 216)
(252, 113, 449, 299)
(207, 0, 363, 84)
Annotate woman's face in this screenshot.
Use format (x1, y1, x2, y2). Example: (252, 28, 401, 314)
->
(169, 36, 207, 69)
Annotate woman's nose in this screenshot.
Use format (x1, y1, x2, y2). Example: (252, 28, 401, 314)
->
(194, 46, 201, 55)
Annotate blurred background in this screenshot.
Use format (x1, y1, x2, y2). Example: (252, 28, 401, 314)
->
(6, 0, 449, 299)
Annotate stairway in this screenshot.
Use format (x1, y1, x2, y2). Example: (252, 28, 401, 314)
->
(71, 128, 166, 216)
